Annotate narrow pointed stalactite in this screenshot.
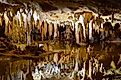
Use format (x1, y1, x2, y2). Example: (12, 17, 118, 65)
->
(54, 22, 58, 39)
(48, 22, 53, 40)
(41, 21, 44, 41)
(56, 23, 59, 38)
(39, 20, 42, 41)
(44, 20, 48, 40)
(89, 17, 93, 40)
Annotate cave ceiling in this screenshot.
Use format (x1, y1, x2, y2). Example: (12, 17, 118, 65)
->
(0, 0, 121, 15)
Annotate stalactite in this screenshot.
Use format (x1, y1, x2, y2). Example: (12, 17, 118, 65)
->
(22, 12, 28, 43)
(4, 11, 9, 36)
(79, 15, 86, 40)
(79, 23, 83, 42)
(56, 23, 60, 38)
(75, 21, 80, 44)
(54, 22, 58, 39)
(33, 10, 39, 25)
(41, 21, 44, 41)
(39, 20, 42, 35)
(89, 18, 93, 40)
(44, 20, 48, 40)
(48, 22, 53, 39)
(0, 14, 3, 26)
(16, 11, 21, 26)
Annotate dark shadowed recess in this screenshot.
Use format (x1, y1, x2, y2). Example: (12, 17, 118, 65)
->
(1, 0, 121, 15)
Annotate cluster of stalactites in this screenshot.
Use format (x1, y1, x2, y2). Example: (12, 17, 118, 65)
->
(0, 7, 42, 43)
(1, 6, 119, 44)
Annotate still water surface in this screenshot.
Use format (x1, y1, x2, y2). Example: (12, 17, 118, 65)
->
(0, 41, 121, 80)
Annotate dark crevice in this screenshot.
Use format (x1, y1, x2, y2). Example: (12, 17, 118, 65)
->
(38, 2, 58, 12)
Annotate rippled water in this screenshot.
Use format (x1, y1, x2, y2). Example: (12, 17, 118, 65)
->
(0, 41, 121, 80)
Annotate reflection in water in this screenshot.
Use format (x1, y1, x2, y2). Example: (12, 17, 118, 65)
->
(0, 41, 121, 80)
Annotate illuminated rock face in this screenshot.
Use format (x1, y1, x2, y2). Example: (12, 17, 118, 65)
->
(0, 0, 121, 44)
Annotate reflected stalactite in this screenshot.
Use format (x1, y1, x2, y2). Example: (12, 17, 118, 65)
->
(0, 42, 120, 80)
